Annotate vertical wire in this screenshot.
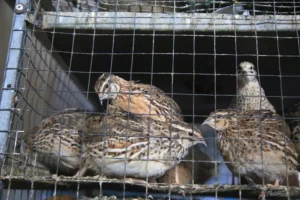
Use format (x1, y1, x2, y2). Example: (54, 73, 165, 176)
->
(191, 0, 196, 191)
(103, 0, 118, 198)
(53, 1, 83, 198)
(292, 0, 300, 179)
(123, 0, 138, 198)
(272, 0, 290, 194)
(41, 0, 71, 197)
(77, 0, 102, 198)
(24, 0, 63, 198)
(252, 0, 266, 187)
(21, 27, 44, 125)
(167, 0, 176, 197)
(232, 2, 241, 199)
(212, 0, 218, 199)
(145, 0, 157, 198)
(293, 0, 300, 58)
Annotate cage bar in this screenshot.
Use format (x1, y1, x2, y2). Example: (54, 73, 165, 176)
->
(27, 12, 300, 31)
(0, 0, 27, 166)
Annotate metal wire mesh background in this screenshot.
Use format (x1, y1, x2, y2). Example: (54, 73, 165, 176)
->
(2, 0, 300, 199)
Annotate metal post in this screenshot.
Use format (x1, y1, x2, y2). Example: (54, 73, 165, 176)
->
(0, 0, 27, 163)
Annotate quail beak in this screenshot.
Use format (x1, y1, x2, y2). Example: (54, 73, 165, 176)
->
(191, 130, 207, 147)
(98, 93, 104, 106)
(198, 139, 207, 147)
(201, 119, 215, 130)
(201, 119, 210, 127)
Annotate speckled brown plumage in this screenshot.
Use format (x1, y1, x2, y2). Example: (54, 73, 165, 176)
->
(228, 62, 276, 113)
(202, 109, 299, 186)
(94, 73, 182, 122)
(22, 108, 97, 175)
(76, 105, 206, 180)
(94, 74, 215, 184)
(40, 108, 92, 130)
(285, 102, 300, 170)
(94, 73, 194, 183)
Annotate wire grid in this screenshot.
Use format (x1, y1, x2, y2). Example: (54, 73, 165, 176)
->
(2, 0, 300, 199)
(34, 0, 300, 15)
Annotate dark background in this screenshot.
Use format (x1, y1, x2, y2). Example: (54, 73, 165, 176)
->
(48, 29, 300, 122)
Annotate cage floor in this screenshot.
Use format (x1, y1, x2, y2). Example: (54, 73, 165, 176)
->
(1, 176, 300, 199)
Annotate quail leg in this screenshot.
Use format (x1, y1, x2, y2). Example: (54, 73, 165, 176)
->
(174, 165, 180, 184)
(244, 176, 255, 185)
(266, 179, 280, 187)
(74, 165, 88, 177)
(148, 179, 157, 183)
(124, 178, 151, 185)
(52, 174, 60, 181)
(259, 179, 280, 200)
(179, 189, 186, 197)
(259, 191, 266, 200)
(231, 174, 235, 185)
(90, 175, 108, 180)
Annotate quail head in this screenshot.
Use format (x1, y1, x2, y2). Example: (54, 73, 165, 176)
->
(94, 73, 182, 122)
(228, 61, 276, 113)
(201, 109, 299, 187)
(21, 108, 96, 175)
(76, 105, 206, 180)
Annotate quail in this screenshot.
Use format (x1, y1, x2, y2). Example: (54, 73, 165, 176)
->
(21, 108, 99, 175)
(94, 73, 197, 183)
(201, 109, 299, 188)
(75, 105, 207, 181)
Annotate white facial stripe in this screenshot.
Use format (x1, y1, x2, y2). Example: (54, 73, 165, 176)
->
(171, 124, 192, 132)
(100, 76, 111, 93)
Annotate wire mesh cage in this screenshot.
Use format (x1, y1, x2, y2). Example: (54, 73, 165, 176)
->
(2, 0, 300, 199)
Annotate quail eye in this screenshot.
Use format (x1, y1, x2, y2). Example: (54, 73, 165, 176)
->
(250, 67, 253, 70)
(216, 115, 222, 119)
(105, 84, 109, 89)
(188, 132, 193, 136)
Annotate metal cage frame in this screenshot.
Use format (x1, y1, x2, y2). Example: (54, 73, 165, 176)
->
(3, 0, 300, 199)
